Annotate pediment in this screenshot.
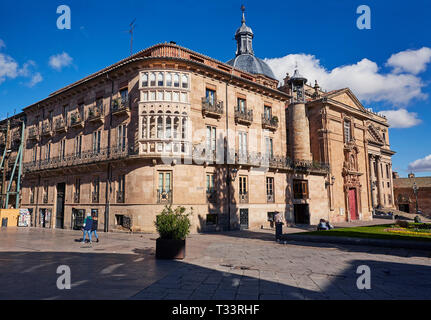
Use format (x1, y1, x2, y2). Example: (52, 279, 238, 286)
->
(367, 124, 385, 145)
(325, 88, 367, 113)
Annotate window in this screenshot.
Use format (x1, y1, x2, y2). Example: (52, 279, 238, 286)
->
(206, 214, 218, 225)
(182, 116, 187, 140)
(118, 174, 125, 203)
(173, 73, 180, 87)
(206, 88, 215, 105)
(166, 73, 172, 87)
(173, 91, 179, 102)
(150, 72, 156, 86)
(75, 135, 82, 157)
(344, 119, 351, 144)
(30, 186, 35, 204)
(59, 139, 66, 160)
(92, 177, 100, 202)
(45, 143, 51, 161)
(120, 88, 128, 105)
(388, 194, 392, 205)
(237, 98, 246, 112)
(93, 130, 101, 153)
(386, 164, 390, 179)
(238, 131, 247, 156)
(265, 137, 273, 158)
(264, 105, 272, 119)
(157, 91, 164, 101)
(74, 178, 81, 203)
(142, 73, 148, 86)
(182, 74, 188, 89)
(165, 91, 172, 101)
(239, 176, 248, 195)
(181, 92, 187, 103)
(150, 91, 156, 101)
(293, 180, 308, 199)
(158, 171, 172, 203)
(43, 183, 48, 203)
(206, 126, 216, 153)
(206, 173, 215, 193)
(32, 146, 37, 163)
(117, 124, 126, 151)
(266, 177, 274, 202)
(96, 97, 103, 110)
(157, 72, 164, 86)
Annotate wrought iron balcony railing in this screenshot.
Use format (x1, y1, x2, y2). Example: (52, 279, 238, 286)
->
(202, 97, 223, 119)
(23, 146, 138, 173)
(70, 112, 83, 128)
(88, 105, 104, 123)
(261, 114, 279, 131)
(157, 189, 172, 204)
(111, 98, 130, 116)
(234, 107, 253, 125)
(41, 122, 52, 137)
(28, 127, 39, 140)
(54, 118, 67, 133)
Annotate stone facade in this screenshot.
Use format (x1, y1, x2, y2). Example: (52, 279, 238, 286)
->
(2, 13, 395, 233)
(393, 173, 431, 217)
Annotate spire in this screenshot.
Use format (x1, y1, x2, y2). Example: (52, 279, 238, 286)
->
(235, 5, 254, 56)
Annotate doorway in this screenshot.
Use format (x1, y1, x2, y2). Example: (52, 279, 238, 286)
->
(72, 208, 85, 230)
(348, 188, 359, 220)
(56, 183, 65, 229)
(398, 204, 410, 213)
(294, 204, 310, 224)
(239, 209, 249, 230)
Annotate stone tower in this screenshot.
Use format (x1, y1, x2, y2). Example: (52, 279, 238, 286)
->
(288, 69, 312, 161)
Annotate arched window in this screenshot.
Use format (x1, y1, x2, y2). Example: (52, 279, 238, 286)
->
(157, 91, 164, 101)
(150, 73, 156, 86)
(157, 113, 163, 139)
(173, 92, 179, 102)
(166, 73, 172, 87)
(165, 91, 172, 101)
(166, 112, 172, 139)
(173, 73, 180, 87)
(142, 115, 147, 139)
(149, 112, 156, 138)
(182, 113, 187, 140)
(173, 116, 179, 139)
(142, 73, 148, 86)
(182, 74, 188, 89)
(157, 72, 164, 86)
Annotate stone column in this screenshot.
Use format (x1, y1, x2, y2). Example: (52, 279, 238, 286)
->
(290, 102, 312, 161)
(369, 154, 377, 208)
(375, 156, 384, 207)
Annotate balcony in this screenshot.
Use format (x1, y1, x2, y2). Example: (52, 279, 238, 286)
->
(117, 191, 125, 203)
(70, 112, 83, 129)
(92, 192, 99, 204)
(239, 192, 249, 204)
(157, 189, 172, 204)
(202, 98, 223, 119)
(73, 192, 80, 203)
(28, 127, 39, 141)
(262, 114, 279, 131)
(111, 98, 130, 117)
(54, 118, 67, 133)
(41, 122, 53, 137)
(234, 107, 253, 126)
(88, 105, 104, 124)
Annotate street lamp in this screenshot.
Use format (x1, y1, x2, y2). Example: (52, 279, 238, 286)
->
(413, 182, 419, 214)
(226, 167, 238, 232)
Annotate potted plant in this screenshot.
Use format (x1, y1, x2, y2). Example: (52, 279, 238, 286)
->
(154, 205, 192, 260)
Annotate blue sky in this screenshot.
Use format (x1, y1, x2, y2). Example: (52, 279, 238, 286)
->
(0, 0, 430, 177)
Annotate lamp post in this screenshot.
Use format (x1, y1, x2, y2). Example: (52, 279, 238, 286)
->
(413, 182, 419, 214)
(227, 167, 238, 231)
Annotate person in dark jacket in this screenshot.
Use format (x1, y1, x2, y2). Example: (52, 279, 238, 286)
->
(91, 215, 99, 243)
(81, 213, 93, 243)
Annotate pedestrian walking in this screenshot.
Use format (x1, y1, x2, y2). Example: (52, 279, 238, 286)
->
(81, 213, 93, 244)
(91, 215, 99, 243)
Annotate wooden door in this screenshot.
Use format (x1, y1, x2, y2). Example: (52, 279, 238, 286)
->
(349, 189, 358, 220)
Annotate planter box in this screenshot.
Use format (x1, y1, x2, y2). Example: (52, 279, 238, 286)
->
(156, 238, 186, 260)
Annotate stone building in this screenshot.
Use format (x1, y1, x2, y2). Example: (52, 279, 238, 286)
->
(12, 9, 395, 232)
(393, 173, 431, 217)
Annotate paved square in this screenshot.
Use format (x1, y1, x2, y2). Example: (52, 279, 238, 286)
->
(0, 227, 430, 299)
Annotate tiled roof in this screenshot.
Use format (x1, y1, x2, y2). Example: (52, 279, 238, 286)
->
(394, 177, 431, 188)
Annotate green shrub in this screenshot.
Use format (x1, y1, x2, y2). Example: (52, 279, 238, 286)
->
(395, 220, 409, 228)
(155, 205, 192, 240)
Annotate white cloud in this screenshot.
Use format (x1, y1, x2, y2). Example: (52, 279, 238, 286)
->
(379, 109, 421, 128)
(386, 47, 431, 75)
(49, 52, 73, 71)
(408, 154, 431, 172)
(264, 48, 430, 106)
(27, 72, 43, 87)
(0, 53, 19, 84)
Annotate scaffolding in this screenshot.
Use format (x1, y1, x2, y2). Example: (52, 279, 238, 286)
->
(0, 117, 25, 209)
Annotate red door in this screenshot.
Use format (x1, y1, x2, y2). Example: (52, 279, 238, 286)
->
(348, 189, 358, 220)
